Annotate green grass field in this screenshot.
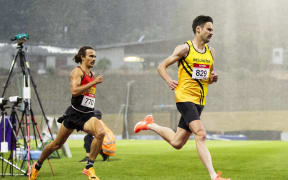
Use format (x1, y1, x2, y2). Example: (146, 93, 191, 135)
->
(2, 140, 288, 180)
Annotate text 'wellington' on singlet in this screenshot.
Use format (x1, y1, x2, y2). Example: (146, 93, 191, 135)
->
(71, 66, 96, 112)
(175, 40, 214, 106)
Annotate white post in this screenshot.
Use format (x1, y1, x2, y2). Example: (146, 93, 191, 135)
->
(123, 80, 134, 139)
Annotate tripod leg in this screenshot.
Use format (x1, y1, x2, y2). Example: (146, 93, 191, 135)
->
(6, 116, 17, 176)
(1, 113, 4, 177)
(10, 127, 14, 176)
(1, 52, 19, 97)
(16, 111, 27, 148)
(30, 109, 55, 176)
(6, 117, 17, 145)
(24, 105, 31, 180)
(30, 113, 38, 148)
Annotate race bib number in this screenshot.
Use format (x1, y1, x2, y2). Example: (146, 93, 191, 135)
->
(81, 96, 95, 108)
(192, 64, 210, 79)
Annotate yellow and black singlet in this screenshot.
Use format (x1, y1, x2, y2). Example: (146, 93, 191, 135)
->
(175, 40, 214, 106)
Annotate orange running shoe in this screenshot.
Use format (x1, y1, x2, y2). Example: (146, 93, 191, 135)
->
(82, 167, 100, 180)
(134, 115, 154, 133)
(30, 162, 40, 180)
(214, 171, 231, 180)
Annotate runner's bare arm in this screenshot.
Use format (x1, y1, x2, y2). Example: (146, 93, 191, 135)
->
(158, 44, 189, 90)
(209, 47, 218, 84)
(70, 68, 103, 96)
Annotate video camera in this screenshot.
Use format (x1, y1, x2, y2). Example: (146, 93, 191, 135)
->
(9, 96, 23, 106)
(0, 98, 8, 111)
(10, 33, 29, 42)
(0, 98, 8, 106)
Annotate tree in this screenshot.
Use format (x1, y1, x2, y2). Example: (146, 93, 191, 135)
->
(95, 57, 111, 72)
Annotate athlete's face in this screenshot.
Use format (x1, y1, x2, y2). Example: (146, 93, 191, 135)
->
(82, 49, 96, 68)
(198, 22, 214, 43)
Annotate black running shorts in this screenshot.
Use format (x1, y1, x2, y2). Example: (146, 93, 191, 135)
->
(57, 106, 102, 131)
(176, 102, 204, 132)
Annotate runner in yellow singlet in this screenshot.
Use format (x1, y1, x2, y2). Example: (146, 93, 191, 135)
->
(134, 15, 230, 180)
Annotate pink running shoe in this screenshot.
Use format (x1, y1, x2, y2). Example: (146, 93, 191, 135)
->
(82, 167, 100, 180)
(134, 115, 154, 133)
(214, 171, 231, 180)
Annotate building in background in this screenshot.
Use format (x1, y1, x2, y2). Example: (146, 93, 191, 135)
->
(0, 38, 184, 74)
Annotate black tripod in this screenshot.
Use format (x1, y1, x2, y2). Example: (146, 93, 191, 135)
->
(1, 38, 56, 178)
(0, 97, 26, 176)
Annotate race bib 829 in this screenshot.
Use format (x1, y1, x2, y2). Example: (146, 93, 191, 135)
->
(192, 64, 210, 79)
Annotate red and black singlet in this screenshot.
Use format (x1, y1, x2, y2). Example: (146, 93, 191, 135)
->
(71, 66, 96, 113)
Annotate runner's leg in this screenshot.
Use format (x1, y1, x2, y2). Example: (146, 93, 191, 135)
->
(83, 117, 105, 161)
(148, 124, 191, 149)
(38, 123, 73, 163)
(189, 120, 217, 179)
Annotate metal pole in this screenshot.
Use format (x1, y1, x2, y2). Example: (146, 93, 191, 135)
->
(123, 80, 134, 139)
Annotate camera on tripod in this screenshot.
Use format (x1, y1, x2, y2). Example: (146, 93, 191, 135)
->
(0, 98, 8, 106)
(0, 98, 8, 111)
(10, 33, 29, 42)
(10, 33, 29, 46)
(8, 96, 22, 106)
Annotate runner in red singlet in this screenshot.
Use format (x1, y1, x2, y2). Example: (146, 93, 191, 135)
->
(31, 46, 104, 180)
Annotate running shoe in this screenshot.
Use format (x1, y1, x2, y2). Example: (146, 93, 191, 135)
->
(214, 171, 231, 180)
(134, 115, 154, 133)
(82, 167, 100, 180)
(30, 162, 40, 180)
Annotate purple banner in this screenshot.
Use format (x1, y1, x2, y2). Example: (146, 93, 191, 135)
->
(0, 116, 16, 151)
